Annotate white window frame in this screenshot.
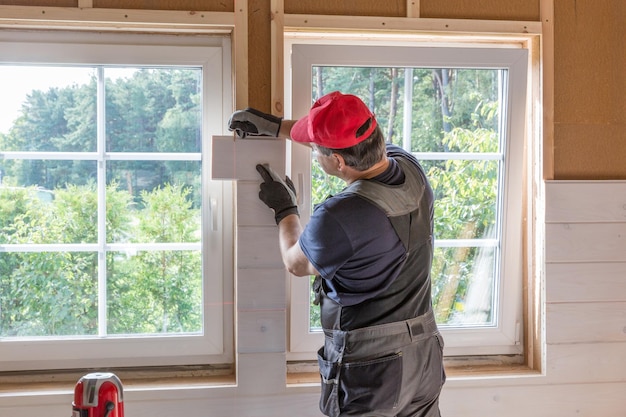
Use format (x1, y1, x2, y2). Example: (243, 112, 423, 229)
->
(285, 39, 528, 358)
(0, 31, 234, 371)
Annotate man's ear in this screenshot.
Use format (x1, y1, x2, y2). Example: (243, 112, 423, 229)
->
(333, 153, 345, 171)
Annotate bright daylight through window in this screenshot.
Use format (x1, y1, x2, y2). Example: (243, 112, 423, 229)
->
(0, 33, 232, 371)
(288, 43, 528, 357)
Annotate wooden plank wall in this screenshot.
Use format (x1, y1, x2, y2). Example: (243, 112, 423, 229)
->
(545, 181, 626, 352)
(3, 180, 626, 417)
(542, 181, 626, 414)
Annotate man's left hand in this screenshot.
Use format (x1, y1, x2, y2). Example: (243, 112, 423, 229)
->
(229, 108, 282, 138)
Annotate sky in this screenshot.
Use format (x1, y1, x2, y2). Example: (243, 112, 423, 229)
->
(0, 66, 95, 134)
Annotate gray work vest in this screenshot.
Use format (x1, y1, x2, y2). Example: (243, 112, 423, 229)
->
(317, 155, 435, 331)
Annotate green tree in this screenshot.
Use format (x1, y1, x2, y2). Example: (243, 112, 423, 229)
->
(107, 184, 202, 334)
(0, 185, 98, 336)
(428, 122, 499, 323)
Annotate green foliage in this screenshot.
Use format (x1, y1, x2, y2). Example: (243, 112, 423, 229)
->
(0, 185, 99, 336)
(429, 126, 499, 241)
(427, 120, 499, 323)
(0, 187, 30, 240)
(0, 183, 202, 337)
(0, 67, 203, 338)
(0, 68, 201, 200)
(107, 184, 202, 334)
(311, 159, 345, 204)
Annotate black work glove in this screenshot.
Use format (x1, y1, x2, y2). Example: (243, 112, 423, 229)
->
(256, 163, 299, 225)
(228, 108, 282, 138)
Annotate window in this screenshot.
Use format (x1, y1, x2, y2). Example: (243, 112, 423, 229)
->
(286, 41, 528, 358)
(0, 31, 233, 371)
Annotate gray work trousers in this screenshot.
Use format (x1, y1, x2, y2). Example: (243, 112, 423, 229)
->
(317, 310, 445, 417)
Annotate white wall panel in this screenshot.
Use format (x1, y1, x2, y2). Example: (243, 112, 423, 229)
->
(547, 302, 626, 343)
(212, 137, 286, 181)
(545, 181, 626, 222)
(237, 181, 278, 226)
(544, 180, 626, 395)
(235, 353, 288, 397)
(238, 268, 287, 310)
(237, 226, 284, 269)
(237, 310, 286, 353)
(546, 343, 626, 384)
(5, 382, 626, 417)
(546, 223, 626, 262)
(440, 382, 626, 417)
(213, 136, 290, 390)
(546, 262, 626, 302)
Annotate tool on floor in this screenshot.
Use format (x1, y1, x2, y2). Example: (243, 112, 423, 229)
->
(72, 372, 124, 417)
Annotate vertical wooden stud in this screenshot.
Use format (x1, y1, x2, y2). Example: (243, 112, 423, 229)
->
(234, 0, 249, 109)
(541, 0, 554, 180)
(271, 0, 285, 116)
(526, 32, 543, 374)
(407, 0, 420, 18)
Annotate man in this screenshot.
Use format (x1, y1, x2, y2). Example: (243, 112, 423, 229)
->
(229, 91, 445, 417)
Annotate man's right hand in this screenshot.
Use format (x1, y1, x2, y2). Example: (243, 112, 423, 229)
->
(228, 108, 282, 138)
(256, 164, 299, 225)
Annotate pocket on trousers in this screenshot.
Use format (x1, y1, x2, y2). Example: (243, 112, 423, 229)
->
(317, 347, 341, 417)
(435, 332, 445, 352)
(341, 352, 403, 412)
(318, 347, 403, 416)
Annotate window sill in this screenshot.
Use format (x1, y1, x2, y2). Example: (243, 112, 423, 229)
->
(0, 365, 235, 395)
(0, 360, 543, 397)
(287, 358, 542, 386)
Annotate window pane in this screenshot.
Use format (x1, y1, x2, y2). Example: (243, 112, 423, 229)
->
(0, 172, 98, 245)
(431, 246, 497, 327)
(0, 252, 98, 337)
(107, 250, 202, 335)
(106, 160, 201, 244)
(0, 65, 97, 150)
(422, 159, 499, 240)
(105, 68, 202, 153)
(312, 67, 501, 153)
(0, 159, 98, 190)
(309, 275, 321, 330)
(0, 157, 98, 227)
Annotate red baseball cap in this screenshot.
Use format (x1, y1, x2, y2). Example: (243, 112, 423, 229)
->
(291, 91, 378, 149)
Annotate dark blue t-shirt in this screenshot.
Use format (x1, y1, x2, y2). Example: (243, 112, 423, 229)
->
(299, 144, 414, 306)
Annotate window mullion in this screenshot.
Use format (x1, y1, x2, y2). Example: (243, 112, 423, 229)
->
(96, 66, 108, 338)
(412, 152, 503, 160)
(402, 67, 413, 151)
(435, 238, 499, 248)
